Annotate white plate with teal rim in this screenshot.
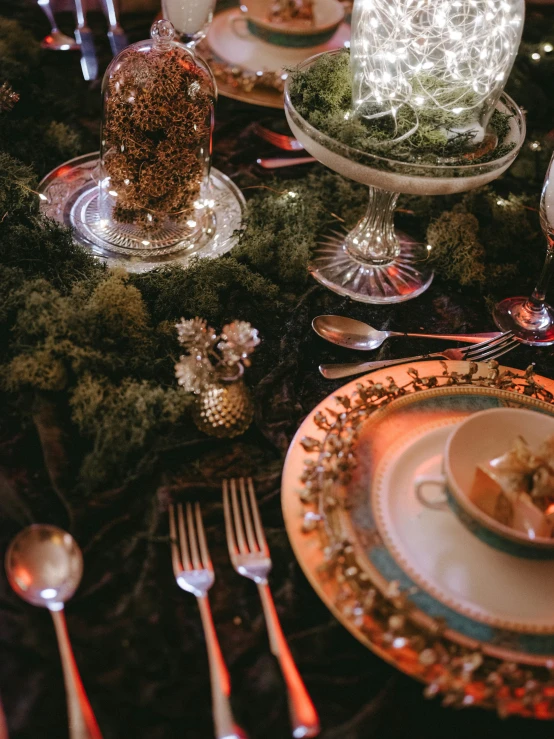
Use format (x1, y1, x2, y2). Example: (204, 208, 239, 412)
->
(201, 8, 350, 108)
(282, 360, 554, 717)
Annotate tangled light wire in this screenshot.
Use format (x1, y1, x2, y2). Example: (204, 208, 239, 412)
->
(350, 0, 524, 143)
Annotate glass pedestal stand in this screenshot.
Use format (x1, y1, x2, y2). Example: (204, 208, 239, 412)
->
(284, 51, 526, 305)
(315, 187, 432, 303)
(37, 153, 245, 274)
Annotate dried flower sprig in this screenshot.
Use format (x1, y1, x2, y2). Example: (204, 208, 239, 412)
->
(175, 317, 259, 394)
(0, 82, 19, 113)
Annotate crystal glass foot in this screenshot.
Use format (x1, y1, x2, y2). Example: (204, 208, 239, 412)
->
(493, 297, 554, 346)
(494, 151, 554, 346)
(312, 187, 432, 303)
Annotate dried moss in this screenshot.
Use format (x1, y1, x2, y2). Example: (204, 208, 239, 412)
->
(427, 188, 544, 288)
(289, 49, 515, 168)
(70, 374, 193, 490)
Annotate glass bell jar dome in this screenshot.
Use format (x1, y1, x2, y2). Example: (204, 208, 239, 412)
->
(96, 19, 216, 257)
(350, 0, 525, 149)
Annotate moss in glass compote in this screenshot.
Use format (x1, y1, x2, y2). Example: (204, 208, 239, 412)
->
(288, 50, 516, 169)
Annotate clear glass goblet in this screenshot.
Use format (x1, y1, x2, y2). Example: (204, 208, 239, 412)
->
(493, 153, 554, 346)
(161, 0, 216, 46)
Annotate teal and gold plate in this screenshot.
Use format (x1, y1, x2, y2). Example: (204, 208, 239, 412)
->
(282, 360, 554, 717)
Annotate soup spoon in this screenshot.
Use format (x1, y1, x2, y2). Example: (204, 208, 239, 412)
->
(312, 315, 501, 352)
(5, 525, 102, 739)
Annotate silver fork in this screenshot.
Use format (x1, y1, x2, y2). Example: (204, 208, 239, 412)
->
(169, 502, 248, 739)
(223, 478, 320, 739)
(320, 331, 519, 380)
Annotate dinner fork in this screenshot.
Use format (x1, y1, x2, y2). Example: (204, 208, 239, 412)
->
(320, 331, 519, 380)
(223, 478, 320, 739)
(169, 502, 248, 739)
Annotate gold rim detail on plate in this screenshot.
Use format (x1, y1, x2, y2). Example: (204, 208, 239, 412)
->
(281, 360, 554, 719)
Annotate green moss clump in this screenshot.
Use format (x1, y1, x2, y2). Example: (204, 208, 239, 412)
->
(427, 188, 544, 288)
(70, 374, 193, 490)
(289, 50, 514, 168)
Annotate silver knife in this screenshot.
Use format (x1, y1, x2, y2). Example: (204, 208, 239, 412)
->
(74, 0, 98, 81)
(101, 0, 129, 57)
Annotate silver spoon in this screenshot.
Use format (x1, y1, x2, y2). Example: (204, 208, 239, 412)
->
(37, 0, 79, 50)
(312, 315, 502, 351)
(5, 525, 103, 739)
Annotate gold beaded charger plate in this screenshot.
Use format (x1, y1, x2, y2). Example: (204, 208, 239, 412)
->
(281, 360, 554, 717)
(38, 153, 245, 274)
(198, 8, 350, 109)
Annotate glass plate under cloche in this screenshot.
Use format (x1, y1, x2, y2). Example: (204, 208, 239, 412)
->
(38, 152, 245, 274)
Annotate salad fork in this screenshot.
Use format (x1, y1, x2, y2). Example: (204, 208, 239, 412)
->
(223, 478, 320, 739)
(319, 331, 519, 380)
(169, 502, 247, 739)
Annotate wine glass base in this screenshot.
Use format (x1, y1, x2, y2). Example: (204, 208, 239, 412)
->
(310, 230, 433, 304)
(493, 297, 554, 346)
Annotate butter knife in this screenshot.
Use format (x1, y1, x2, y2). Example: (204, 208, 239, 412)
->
(74, 0, 98, 81)
(101, 0, 129, 57)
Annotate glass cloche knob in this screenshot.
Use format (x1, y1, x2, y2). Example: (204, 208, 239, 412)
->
(151, 18, 175, 45)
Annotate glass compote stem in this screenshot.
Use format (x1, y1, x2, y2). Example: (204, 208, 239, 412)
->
(314, 186, 432, 303)
(493, 155, 554, 346)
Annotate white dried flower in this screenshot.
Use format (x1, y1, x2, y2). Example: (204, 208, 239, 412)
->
(218, 321, 260, 367)
(175, 317, 217, 356)
(174, 355, 214, 395)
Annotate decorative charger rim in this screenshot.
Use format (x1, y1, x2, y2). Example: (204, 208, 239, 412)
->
(282, 360, 554, 719)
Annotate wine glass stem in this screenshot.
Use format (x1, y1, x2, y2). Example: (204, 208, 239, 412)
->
(528, 247, 554, 307)
(345, 187, 400, 265)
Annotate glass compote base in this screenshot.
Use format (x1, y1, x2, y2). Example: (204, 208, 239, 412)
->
(314, 190, 432, 303)
(284, 51, 526, 304)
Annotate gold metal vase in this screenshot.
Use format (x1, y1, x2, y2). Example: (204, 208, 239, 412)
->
(192, 376, 254, 438)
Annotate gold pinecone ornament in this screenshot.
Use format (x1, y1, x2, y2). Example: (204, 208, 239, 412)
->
(175, 317, 259, 439)
(192, 378, 254, 438)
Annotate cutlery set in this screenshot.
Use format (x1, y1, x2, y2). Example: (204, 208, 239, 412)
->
(37, 0, 128, 81)
(4, 479, 319, 739)
(170, 478, 320, 739)
(313, 314, 521, 379)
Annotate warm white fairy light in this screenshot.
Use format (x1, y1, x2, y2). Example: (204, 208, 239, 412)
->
(350, 0, 524, 143)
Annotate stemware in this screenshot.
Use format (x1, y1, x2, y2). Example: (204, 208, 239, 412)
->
(5, 525, 103, 739)
(493, 152, 554, 345)
(161, 0, 217, 46)
(37, 0, 79, 51)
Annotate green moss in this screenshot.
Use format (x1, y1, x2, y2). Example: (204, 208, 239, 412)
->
(70, 374, 193, 490)
(289, 50, 514, 168)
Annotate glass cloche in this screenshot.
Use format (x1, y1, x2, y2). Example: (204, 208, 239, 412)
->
(96, 19, 216, 256)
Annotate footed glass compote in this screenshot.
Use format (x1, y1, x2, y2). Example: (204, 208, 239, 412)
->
(493, 152, 554, 346)
(284, 52, 526, 304)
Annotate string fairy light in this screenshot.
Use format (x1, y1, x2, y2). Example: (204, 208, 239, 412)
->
(350, 0, 524, 144)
